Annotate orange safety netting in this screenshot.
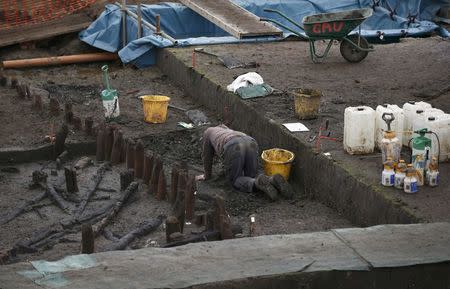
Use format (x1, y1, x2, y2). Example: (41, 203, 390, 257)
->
(0, 0, 97, 30)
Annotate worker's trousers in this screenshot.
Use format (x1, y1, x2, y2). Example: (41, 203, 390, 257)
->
(223, 136, 258, 193)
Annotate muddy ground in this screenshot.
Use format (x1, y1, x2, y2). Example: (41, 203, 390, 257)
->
(0, 42, 351, 263)
(169, 37, 450, 222)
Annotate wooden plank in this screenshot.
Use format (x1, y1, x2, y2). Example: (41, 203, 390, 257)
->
(179, 0, 282, 39)
(0, 14, 92, 48)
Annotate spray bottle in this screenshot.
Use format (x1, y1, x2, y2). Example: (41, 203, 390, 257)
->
(404, 164, 418, 194)
(411, 128, 432, 186)
(426, 156, 439, 187)
(101, 65, 120, 119)
(394, 159, 406, 189)
(382, 157, 395, 187)
(380, 113, 401, 166)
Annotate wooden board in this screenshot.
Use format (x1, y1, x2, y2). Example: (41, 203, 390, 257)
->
(0, 14, 92, 48)
(179, 0, 283, 39)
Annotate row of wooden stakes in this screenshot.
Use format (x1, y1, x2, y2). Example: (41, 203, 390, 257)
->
(94, 124, 236, 244)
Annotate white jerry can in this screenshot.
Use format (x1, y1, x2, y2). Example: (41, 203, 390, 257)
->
(403, 101, 432, 146)
(344, 106, 375, 155)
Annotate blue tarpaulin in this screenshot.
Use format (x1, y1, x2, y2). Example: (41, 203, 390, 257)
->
(79, 0, 449, 68)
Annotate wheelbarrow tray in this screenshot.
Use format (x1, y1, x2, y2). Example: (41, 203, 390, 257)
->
(303, 8, 373, 39)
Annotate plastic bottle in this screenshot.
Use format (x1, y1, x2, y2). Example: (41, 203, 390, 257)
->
(375, 104, 404, 149)
(426, 157, 439, 187)
(394, 160, 406, 189)
(381, 158, 395, 187)
(344, 106, 375, 155)
(412, 129, 432, 185)
(403, 101, 432, 147)
(404, 164, 418, 194)
(380, 113, 401, 165)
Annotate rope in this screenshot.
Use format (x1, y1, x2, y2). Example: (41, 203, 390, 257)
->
(0, 0, 96, 30)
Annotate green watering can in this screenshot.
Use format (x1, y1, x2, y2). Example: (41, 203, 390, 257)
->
(101, 65, 120, 119)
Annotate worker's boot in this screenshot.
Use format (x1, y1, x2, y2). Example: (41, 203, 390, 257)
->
(255, 174, 278, 201)
(270, 174, 294, 199)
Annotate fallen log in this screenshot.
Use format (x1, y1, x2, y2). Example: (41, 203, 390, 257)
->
(46, 185, 71, 214)
(76, 163, 110, 216)
(0, 191, 47, 225)
(103, 215, 165, 251)
(92, 182, 139, 237)
(162, 225, 243, 248)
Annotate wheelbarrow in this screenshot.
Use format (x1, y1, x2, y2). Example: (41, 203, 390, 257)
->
(261, 8, 374, 63)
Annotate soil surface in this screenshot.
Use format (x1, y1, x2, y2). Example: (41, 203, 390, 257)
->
(169, 37, 450, 222)
(0, 41, 351, 263)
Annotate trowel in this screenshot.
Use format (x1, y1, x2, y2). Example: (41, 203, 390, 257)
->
(194, 47, 246, 69)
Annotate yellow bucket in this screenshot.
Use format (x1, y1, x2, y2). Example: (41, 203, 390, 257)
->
(291, 88, 322, 120)
(141, 95, 170, 123)
(261, 148, 295, 181)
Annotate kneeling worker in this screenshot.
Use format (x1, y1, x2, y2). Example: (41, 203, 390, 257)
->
(197, 124, 293, 201)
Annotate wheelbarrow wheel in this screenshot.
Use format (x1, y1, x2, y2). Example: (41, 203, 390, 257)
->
(340, 35, 369, 63)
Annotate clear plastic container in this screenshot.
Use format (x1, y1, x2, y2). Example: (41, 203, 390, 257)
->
(375, 104, 404, 149)
(344, 106, 375, 155)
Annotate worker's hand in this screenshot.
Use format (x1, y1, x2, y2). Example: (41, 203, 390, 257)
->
(195, 174, 206, 181)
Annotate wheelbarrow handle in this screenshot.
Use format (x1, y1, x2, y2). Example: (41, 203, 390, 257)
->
(263, 8, 305, 31)
(260, 17, 308, 40)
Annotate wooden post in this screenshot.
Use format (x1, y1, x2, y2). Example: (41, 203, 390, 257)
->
(64, 167, 78, 193)
(149, 156, 162, 195)
(134, 140, 144, 179)
(84, 117, 93, 135)
(156, 168, 167, 201)
(53, 123, 68, 160)
(142, 153, 153, 184)
(137, 1, 142, 38)
(33, 93, 43, 111)
(205, 210, 215, 231)
(120, 169, 134, 191)
(165, 216, 180, 243)
(249, 214, 258, 237)
(81, 224, 95, 254)
(96, 128, 105, 162)
(173, 172, 187, 232)
(126, 139, 135, 169)
(120, 138, 127, 163)
(25, 85, 31, 99)
(185, 175, 196, 220)
(155, 14, 161, 35)
(104, 126, 114, 161)
(10, 77, 18, 88)
(73, 116, 82, 131)
(111, 130, 123, 165)
(213, 196, 233, 240)
(49, 97, 60, 116)
(0, 73, 7, 86)
(64, 102, 73, 123)
(169, 163, 180, 204)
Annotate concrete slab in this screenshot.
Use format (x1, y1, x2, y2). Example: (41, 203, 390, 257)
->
(332, 223, 450, 268)
(0, 231, 366, 289)
(1, 224, 449, 289)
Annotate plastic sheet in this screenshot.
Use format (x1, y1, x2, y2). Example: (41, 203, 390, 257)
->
(80, 0, 449, 68)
